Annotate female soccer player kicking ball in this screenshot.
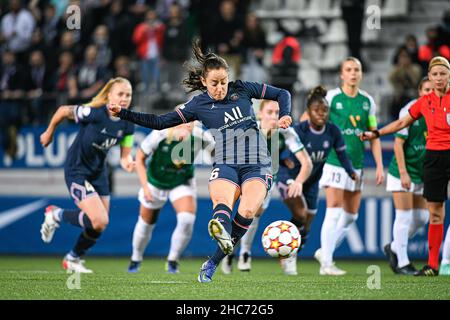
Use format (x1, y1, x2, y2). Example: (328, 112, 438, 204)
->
(128, 122, 214, 274)
(40, 77, 136, 273)
(362, 56, 450, 276)
(109, 40, 292, 283)
(384, 78, 433, 275)
(221, 99, 312, 275)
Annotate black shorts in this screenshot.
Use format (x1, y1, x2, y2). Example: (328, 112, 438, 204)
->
(423, 150, 450, 202)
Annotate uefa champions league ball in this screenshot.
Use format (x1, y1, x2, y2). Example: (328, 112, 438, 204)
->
(261, 220, 301, 258)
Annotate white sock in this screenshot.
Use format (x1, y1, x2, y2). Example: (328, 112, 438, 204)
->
(167, 212, 196, 262)
(131, 216, 155, 262)
(442, 225, 450, 265)
(408, 209, 429, 238)
(335, 211, 359, 249)
(239, 216, 260, 255)
(391, 209, 413, 268)
(320, 207, 343, 267)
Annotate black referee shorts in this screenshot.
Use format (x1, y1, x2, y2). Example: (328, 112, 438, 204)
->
(423, 150, 450, 202)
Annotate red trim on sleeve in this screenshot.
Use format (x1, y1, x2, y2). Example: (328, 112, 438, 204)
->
(176, 108, 187, 123)
(261, 84, 267, 99)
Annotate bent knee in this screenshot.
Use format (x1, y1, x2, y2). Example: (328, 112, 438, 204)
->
(238, 207, 255, 219)
(429, 212, 444, 224)
(211, 196, 234, 208)
(91, 215, 109, 232)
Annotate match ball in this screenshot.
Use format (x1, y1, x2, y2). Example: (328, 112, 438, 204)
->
(261, 220, 301, 258)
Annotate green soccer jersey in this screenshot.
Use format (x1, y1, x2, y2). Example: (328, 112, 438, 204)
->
(388, 100, 427, 184)
(326, 88, 378, 169)
(140, 126, 214, 189)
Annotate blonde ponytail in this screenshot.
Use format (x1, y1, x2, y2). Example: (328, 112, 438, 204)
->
(85, 77, 131, 108)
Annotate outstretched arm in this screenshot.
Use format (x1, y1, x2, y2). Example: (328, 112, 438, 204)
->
(110, 106, 186, 130)
(40, 105, 76, 147)
(361, 114, 415, 140)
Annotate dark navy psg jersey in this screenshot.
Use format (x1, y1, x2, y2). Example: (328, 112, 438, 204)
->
(66, 105, 135, 176)
(282, 121, 349, 183)
(119, 80, 291, 166)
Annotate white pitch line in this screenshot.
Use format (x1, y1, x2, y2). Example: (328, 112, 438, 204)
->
(147, 281, 189, 284)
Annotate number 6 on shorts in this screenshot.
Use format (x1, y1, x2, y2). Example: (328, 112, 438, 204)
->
(210, 168, 220, 181)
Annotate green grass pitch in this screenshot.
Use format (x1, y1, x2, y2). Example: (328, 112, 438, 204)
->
(0, 256, 449, 300)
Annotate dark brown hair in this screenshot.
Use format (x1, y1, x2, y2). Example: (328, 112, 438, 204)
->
(307, 86, 328, 108)
(182, 39, 229, 92)
(418, 76, 431, 90)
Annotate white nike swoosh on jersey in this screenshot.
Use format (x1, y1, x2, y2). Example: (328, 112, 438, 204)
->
(101, 128, 107, 134)
(0, 199, 47, 230)
(211, 104, 216, 109)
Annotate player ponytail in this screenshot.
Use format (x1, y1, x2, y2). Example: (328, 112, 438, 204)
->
(306, 86, 328, 109)
(182, 39, 229, 93)
(85, 77, 131, 108)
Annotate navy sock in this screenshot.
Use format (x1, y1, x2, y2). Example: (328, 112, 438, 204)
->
(290, 217, 304, 229)
(211, 213, 253, 265)
(230, 213, 253, 246)
(61, 210, 93, 229)
(290, 217, 308, 246)
(212, 204, 233, 235)
(71, 228, 102, 258)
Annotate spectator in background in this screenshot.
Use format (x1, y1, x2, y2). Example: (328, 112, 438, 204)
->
(68, 45, 108, 103)
(50, 51, 76, 96)
(113, 55, 137, 87)
(133, 8, 165, 93)
(341, 0, 365, 68)
(393, 34, 420, 66)
(102, 0, 134, 60)
(418, 27, 450, 73)
(240, 12, 267, 82)
(389, 48, 422, 121)
(190, 0, 221, 53)
(128, 0, 156, 28)
(58, 31, 83, 66)
(28, 28, 47, 55)
(214, 0, 244, 79)
(0, 50, 26, 158)
(436, 10, 450, 49)
(270, 35, 300, 94)
(0, 0, 36, 64)
(39, 3, 63, 49)
(25, 50, 52, 125)
(161, 2, 190, 92)
(91, 25, 113, 69)
(46, 31, 83, 74)
(156, 0, 190, 21)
